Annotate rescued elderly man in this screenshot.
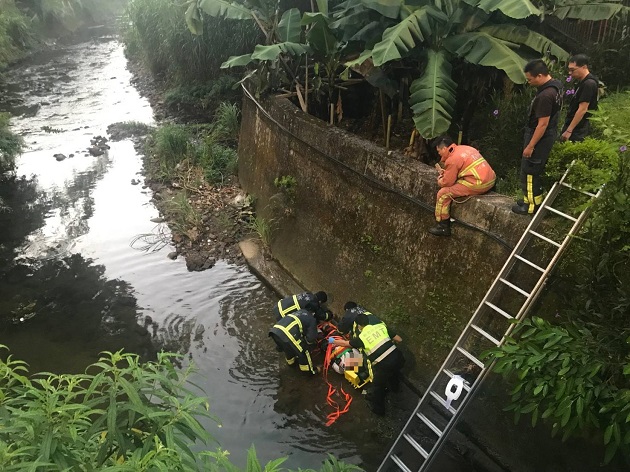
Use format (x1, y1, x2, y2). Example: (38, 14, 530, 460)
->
(429, 136, 496, 236)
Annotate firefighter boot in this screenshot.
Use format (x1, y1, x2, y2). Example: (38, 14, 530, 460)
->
(512, 201, 538, 215)
(428, 219, 451, 237)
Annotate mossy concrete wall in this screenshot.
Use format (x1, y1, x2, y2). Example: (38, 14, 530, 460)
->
(238, 95, 527, 374)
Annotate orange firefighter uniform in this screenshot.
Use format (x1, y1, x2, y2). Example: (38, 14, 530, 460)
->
(435, 144, 496, 222)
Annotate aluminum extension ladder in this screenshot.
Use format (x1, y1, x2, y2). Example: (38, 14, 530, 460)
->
(378, 165, 602, 472)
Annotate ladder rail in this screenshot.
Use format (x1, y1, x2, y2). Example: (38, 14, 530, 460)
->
(378, 164, 601, 472)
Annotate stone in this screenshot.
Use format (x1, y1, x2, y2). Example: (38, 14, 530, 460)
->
(167, 251, 178, 260)
(150, 217, 165, 223)
(54, 153, 67, 161)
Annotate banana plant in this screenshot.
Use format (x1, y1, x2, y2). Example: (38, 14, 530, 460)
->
(187, 0, 354, 116)
(336, 0, 577, 138)
(534, 0, 630, 21)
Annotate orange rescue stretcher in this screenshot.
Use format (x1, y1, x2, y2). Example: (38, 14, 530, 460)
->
(316, 321, 373, 426)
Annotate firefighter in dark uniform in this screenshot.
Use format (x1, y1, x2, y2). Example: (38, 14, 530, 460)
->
(337, 301, 374, 338)
(269, 309, 320, 375)
(273, 291, 331, 322)
(513, 59, 562, 215)
(330, 313, 404, 415)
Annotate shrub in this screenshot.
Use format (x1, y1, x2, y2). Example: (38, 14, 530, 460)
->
(546, 138, 619, 192)
(0, 112, 23, 173)
(0, 1, 36, 68)
(590, 91, 630, 144)
(194, 138, 238, 184)
(123, 0, 260, 83)
(152, 124, 190, 168)
(213, 102, 240, 143)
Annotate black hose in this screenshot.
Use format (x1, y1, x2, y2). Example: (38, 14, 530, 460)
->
(241, 85, 513, 251)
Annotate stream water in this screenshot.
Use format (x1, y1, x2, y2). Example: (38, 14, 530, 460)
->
(0, 30, 417, 470)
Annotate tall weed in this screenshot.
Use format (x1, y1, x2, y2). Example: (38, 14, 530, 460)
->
(0, 112, 23, 172)
(123, 0, 260, 83)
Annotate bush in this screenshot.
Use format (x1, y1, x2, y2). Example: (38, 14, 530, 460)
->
(0, 112, 23, 173)
(194, 138, 238, 184)
(0, 1, 36, 68)
(164, 76, 239, 111)
(0, 347, 363, 471)
(123, 0, 260, 83)
(590, 91, 630, 143)
(546, 138, 619, 192)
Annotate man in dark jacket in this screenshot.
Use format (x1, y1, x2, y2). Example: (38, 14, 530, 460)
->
(337, 301, 374, 338)
(272, 291, 331, 322)
(513, 59, 562, 216)
(561, 54, 598, 143)
(330, 313, 404, 415)
(269, 309, 320, 375)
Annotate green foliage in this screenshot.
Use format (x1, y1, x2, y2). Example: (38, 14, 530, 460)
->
(163, 76, 239, 111)
(0, 347, 363, 471)
(162, 190, 203, 235)
(124, 0, 260, 83)
(0, 0, 36, 68)
(213, 102, 241, 143)
(0, 112, 23, 173)
(273, 175, 297, 198)
(547, 138, 619, 192)
(248, 215, 274, 248)
(153, 124, 190, 171)
(0, 348, 217, 470)
(484, 315, 630, 464)
(194, 138, 238, 184)
(590, 92, 630, 145)
(360, 234, 382, 254)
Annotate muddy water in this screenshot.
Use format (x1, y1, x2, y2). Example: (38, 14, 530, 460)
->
(0, 32, 420, 470)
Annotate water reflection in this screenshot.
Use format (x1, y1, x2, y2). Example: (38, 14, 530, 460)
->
(0, 253, 156, 372)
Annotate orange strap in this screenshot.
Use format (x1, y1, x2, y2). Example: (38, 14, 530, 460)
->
(322, 338, 353, 426)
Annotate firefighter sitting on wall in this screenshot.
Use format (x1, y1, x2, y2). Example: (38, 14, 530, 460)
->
(330, 313, 404, 415)
(273, 291, 332, 322)
(269, 309, 321, 375)
(429, 135, 496, 237)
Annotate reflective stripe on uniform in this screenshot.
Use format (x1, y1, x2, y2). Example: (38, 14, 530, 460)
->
(273, 314, 304, 352)
(277, 295, 300, 318)
(298, 350, 315, 372)
(458, 157, 484, 178)
(372, 345, 396, 365)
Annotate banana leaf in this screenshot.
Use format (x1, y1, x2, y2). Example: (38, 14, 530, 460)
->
(278, 8, 302, 43)
(409, 49, 457, 138)
(480, 24, 569, 62)
(197, 0, 253, 20)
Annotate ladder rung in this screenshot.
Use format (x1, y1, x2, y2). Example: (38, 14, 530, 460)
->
(514, 254, 545, 272)
(484, 301, 514, 320)
(429, 391, 457, 415)
(417, 412, 443, 438)
(529, 230, 561, 248)
(403, 433, 429, 459)
(560, 181, 596, 197)
(390, 454, 414, 472)
(443, 369, 471, 392)
(499, 278, 531, 297)
(543, 205, 577, 222)
(471, 324, 501, 346)
(456, 346, 485, 369)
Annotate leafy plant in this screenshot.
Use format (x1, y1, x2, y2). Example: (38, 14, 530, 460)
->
(194, 137, 238, 184)
(213, 102, 241, 143)
(0, 348, 217, 470)
(162, 190, 203, 236)
(248, 215, 274, 248)
(273, 175, 297, 198)
(0, 112, 23, 173)
(547, 138, 619, 192)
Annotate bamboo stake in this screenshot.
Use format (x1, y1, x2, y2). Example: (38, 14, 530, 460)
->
(304, 55, 309, 113)
(409, 129, 416, 147)
(379, 89, 387, 143)
(386, 115, 392, 150)
(296, 83, 307, 112)
(330, 103, 335, 125)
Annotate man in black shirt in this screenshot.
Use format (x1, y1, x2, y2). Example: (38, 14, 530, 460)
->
(561, 54, 598, 142)
(513, 59, 562, 216)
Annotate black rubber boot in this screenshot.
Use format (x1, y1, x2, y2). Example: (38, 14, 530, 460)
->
(512, 201, 538, 215)
(428, 220, 451, 237)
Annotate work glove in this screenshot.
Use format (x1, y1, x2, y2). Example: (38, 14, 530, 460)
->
(328, 337, 336, 344)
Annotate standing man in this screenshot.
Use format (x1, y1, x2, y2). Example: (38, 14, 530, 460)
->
(512, 59, 562, 216)
(429, 136, 496, 236)
(330, 313, 404, 416)
(269, 309, 321, 375)
(561, 54, 598, 142)
(273, 291, 331, 322)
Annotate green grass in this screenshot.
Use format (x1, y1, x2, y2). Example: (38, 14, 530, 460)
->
(0, 1, 36, 69)
(248, 216, 274, 248)
(162, 191, 202, 235)
(213, 102, 240, 143)
(0, 112, 23, 173)
(123, 0, 261, 83)
(193, 138, 238, 184)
